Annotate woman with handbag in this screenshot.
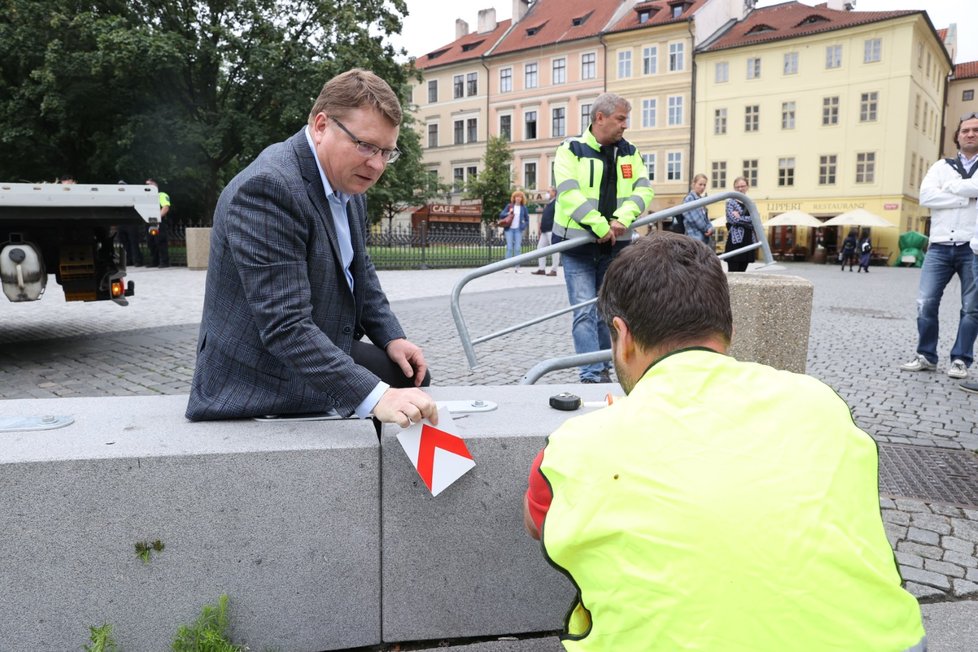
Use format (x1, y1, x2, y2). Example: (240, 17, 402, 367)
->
(499, 190, 529, 272)
(724, 177, 756, 273)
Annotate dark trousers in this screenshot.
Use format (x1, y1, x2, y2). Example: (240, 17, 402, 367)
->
(118, 225, 144, 266)
(147, 221, 170, 267)
(351, 339, 432, 388)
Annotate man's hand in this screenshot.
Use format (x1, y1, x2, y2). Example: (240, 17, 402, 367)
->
(609, 219, 628, 238)
(373, 387, 438, 428)
(386, 338, 428, 387)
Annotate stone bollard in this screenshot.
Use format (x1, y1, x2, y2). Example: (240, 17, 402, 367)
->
(184, 227, 211, 270)
(727, 272, 813, 374)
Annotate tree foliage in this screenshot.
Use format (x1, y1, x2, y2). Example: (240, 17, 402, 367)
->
(465, 135, 513, 222)
(0, 0, 429, 223)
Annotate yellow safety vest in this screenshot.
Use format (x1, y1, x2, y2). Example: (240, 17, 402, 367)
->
(553, 127, 653, 240)
(540, 349, 925, 651)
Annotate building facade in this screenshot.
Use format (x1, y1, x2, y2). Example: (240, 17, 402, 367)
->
(944, 61, 978, 159)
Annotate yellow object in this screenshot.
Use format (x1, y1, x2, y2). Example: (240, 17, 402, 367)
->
(540, 349, 925, 651)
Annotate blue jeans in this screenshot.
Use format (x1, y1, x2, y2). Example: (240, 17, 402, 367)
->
(505, 228, 523, 262)
(915, 244, 978, 366)
(562, 250, 614, 381)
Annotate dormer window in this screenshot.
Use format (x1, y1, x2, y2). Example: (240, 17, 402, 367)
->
(427, 48, 449, 61)
(669, 1, 689, 18)
(635, 2, 659, 23)
(526, 22, 546, 36)
(571, 11, 592, 27)
(461, 40, 485, 52)
(797, 14, 830, 27)
(747, 23, 775, 34)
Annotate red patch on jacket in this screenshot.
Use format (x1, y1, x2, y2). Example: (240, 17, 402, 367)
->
(621, 164, 633, 179)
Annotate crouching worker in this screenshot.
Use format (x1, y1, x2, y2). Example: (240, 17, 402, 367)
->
(523, 232, 925, 651)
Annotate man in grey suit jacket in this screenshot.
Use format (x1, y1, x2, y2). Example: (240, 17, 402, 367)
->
(186, 69, 437, 428)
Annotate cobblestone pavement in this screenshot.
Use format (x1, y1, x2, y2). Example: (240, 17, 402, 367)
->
(2, 262, 978, 606)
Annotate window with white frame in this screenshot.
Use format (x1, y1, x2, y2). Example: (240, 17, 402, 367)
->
(855, 152, 875, 183)
(782, 101, 795, 129)
(466, 166, 478, 185)
(864, 38, 881, 63)
(453, 75, 464, 99)
(747, 57, 761, 79)
(667, 151, 682, 180)
(643, 153, 656, 181)
(668, 96, 683, 126)
(453, 119, 464, 145)
(822, 96, 839, 125)
(711, 161, 727, 189)
(669, 43, 684, 71)
(525, 110, 538, 139)
(778, 157, 795, 186)
(466, 72, 477, 96)
(500, 67, 512, 93)
(452, 167, 465, 192)
(642, 99, 657, 128)
(427, 123, 438, 148)
(552, 58, 566, 84)
(524, 161, 537, 189)
(745, 105, 759, 132)
(826, 45, 842, 69)
(552, 107, 566, 138)
(618, 50, 632, 78)
(643, 46, 657, 75)
(783, 52, 798, 74)
(499, 114, 512, 141)
(714, 108, 727, 135)
(965, 90, 975, 102)
(859, 92, 878, 122)
(715, 61, 729, 83)
(581, 52, 596, 80)
(743, 159, 758, 188)
(427, 80, 438, 103)
(466, 117, 477, 143)
(580, 103, 592, 132)
(525, 62, 538, 89)
(819, 154, 837, 185)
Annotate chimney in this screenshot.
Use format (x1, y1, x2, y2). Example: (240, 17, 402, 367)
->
(477, 8, 497, 33)
(826, 0, 855, 10)
(513, 0, 530, 24)
(456, 18, 469, 39)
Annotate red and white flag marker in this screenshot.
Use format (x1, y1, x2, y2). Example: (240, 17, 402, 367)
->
(396, 412, 475, 496)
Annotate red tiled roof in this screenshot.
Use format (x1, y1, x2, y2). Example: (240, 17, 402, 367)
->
(936, 28, 947, 40)
(491, 0, 624, 56)
(703, 1, 919, 52)
(607, 0, 709, 35)
(414, 19, 512, 70)
(955, 61, 978, 80)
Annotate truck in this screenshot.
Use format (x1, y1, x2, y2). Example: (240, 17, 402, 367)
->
(0, 182, 160, 307)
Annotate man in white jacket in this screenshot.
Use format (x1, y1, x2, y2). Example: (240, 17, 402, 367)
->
(900, 113, 978, 382)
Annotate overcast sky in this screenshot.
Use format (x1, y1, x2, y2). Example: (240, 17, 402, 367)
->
(392, 0, 975, 65)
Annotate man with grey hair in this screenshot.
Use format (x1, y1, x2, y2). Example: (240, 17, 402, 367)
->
(187, 68, 437, 429)
(550, 93, 654, 383)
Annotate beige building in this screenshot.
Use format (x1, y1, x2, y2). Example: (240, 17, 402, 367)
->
(943, 61, 978, 158)
(694, 1, 951, 259)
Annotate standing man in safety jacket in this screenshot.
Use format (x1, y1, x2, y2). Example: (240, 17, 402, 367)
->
(524, 233, 926, 652)
(551, 93, 653, 383)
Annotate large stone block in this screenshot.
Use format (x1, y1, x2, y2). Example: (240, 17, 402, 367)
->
(0, 395, 380, 652)
(381, 385, 609, 642)
(184, 227, 211, 270)
(727, 272, 813, 373)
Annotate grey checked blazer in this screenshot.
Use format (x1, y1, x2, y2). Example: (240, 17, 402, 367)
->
(186, 129, 404, 420)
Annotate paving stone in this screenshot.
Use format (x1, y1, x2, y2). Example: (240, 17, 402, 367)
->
(894, 499, 931, 513)
(901, 567, 952, 590)
(896, 541, 944, 561)
(952, 579, 978, 598)
(910, 513, 952, 535)
(904, 582, 948, 600)
(968, 568, 978, 583)
(930, 504, 965, 518)
(952, 518, 978, 542)
(943, 550, 978, 568)
(895, 552, 924, 569)
(923, 559, 966, 578)
(885, 523, 908, 547)
(883, 510, 910, 526)
(907, 527, 940, 545)
(943, 536, 977, 555)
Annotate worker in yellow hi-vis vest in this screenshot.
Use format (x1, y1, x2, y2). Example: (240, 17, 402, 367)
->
(146, 178, 170, 268)
(525, 233, 926, 652)
(551, 92, 653, 384)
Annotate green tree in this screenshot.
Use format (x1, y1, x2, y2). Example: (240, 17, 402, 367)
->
(465, 134, 512, 223)
(0, 0, 418, 223)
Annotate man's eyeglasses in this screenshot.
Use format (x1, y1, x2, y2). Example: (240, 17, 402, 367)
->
(330, 116, 400, 163)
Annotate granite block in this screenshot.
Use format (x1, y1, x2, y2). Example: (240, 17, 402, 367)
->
(0, 395, 381, 652)
(727, 273, 813, 374)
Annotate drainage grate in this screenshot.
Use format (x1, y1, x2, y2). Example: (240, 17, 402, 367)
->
(878, 444, 978, 507)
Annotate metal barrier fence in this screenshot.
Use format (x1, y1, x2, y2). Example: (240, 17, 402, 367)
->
(448, 192, 775, 380)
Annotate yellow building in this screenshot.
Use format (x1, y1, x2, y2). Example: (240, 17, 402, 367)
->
(694, 1, 951, 260)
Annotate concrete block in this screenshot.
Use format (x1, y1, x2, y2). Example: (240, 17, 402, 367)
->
(727, 273, 813, 373)
(0, 395, 381, 652)
(185, 227, 211, 270)
(380, 385, 593, 642)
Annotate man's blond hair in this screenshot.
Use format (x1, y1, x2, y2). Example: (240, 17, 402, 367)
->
(308, 68, 402, 127)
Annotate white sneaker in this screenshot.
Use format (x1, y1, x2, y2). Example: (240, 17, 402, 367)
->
(899, 354, 936, 372)
(948, 359, 968, 379)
